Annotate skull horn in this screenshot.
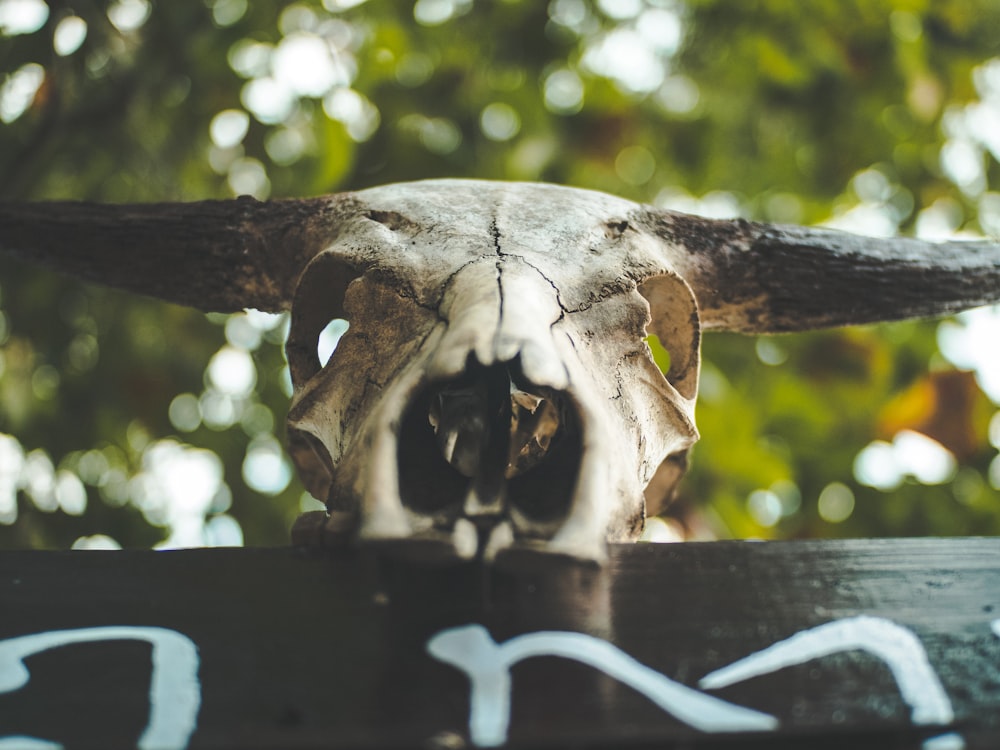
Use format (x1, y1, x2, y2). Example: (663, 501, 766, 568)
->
(0, 195, 357, 313)
(641, 209, 1000, 333)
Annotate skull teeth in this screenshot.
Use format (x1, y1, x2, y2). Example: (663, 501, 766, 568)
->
(452, 518, 478, 559)
(428, 366, 566, 481)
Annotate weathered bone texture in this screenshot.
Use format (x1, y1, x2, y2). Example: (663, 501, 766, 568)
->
(2, 180, 999, 563)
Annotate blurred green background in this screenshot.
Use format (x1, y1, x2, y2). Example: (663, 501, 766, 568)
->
(0, 0, 998, 549)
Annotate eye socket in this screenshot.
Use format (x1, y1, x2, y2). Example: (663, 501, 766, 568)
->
(636, 274, 701, 400)
(286, 253, 362, 387)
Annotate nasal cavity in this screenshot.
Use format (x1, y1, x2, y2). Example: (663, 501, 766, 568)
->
(427, 362, 568, 482)
(396, 360, 578, 523)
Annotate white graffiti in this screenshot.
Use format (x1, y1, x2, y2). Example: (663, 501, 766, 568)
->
(700, 615, 961, 750)
(1, 614, 994, 748)
(700, 616, 952, 723)
(0, 626, 200, 750)
(428, 615, 976, 749)
(427, 624, 777, 747)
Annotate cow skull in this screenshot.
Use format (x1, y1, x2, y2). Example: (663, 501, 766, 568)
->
(2, 179, 999, 563)
(282, 181, 702, 562)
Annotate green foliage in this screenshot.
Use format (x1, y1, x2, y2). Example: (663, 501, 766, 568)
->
(0, 0, 998, 548)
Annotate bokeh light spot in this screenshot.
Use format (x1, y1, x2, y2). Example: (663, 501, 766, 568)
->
(596, 0, 641, 21)
(937, 306, 1000, 403)
(169, 393, 202, 433)
(755, 338, 788, 366)
(0, 0, 48, 35)
(854, 430, 957, 490)
(228, 40, 273, 79)
(656, 74, 699, 115)
(24, 449, 57, 512)
(480, 102, 521, 142)
(53, 15, 88, 56)
(989, 411, 1000, 449)
(747, 489, 782, 527)
(107, 0, 151, 32)
(207, 345, 257, 397)
(266, 127, 309, 165)
(273, 32, 348, 97)
(400, 114, 462, 154)
(0, 434, 24, 525)
(242, 435, 292, 495)
(639, 516, 685, 542)
(615, 145, 656, 185)
(210, 0, 247, 27)
(55, 470, 87, 516)
(323, 87, 380, 142)
(210, 109, 250, 148)
(817, 482, 855, 523)
(543, 69, 584, 114)
(224, 312, 263, 351)
(395, 53, 434, 87)
(414, 0, 469, 26)
(241, 77, 296, 125)
(979, 192, 1000, 236)
(72, 534, 122, 550)
(205, 514, 244, 546)
(31, 365, 60, 401)
(240, 402, 274, 438)
(227, 157, 270, 199)
(0, 62, 45, 124)
(854, 440, 901, 491)
(548, 0, 590, 31)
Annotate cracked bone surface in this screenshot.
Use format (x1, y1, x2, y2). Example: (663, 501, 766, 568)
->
(3, 179, 1000, 563)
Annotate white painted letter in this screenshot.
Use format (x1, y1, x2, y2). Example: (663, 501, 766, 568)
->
(699, 616, 953, 726)
(427, 624, 776, 747)
(0, 626, 200, 750)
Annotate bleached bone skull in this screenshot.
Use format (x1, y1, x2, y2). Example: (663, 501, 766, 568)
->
(2, 179, 999, 563)
(284, 182, 702, 561)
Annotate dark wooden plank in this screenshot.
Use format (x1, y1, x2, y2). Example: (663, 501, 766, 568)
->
(0, 539, 998, 749)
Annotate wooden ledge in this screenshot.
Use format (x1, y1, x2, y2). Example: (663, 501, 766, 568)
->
(1, 538, 998, 749)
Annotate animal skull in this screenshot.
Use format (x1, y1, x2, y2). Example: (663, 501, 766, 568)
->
(283, 181, 701, 561)
(2, 179, 999, 563)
